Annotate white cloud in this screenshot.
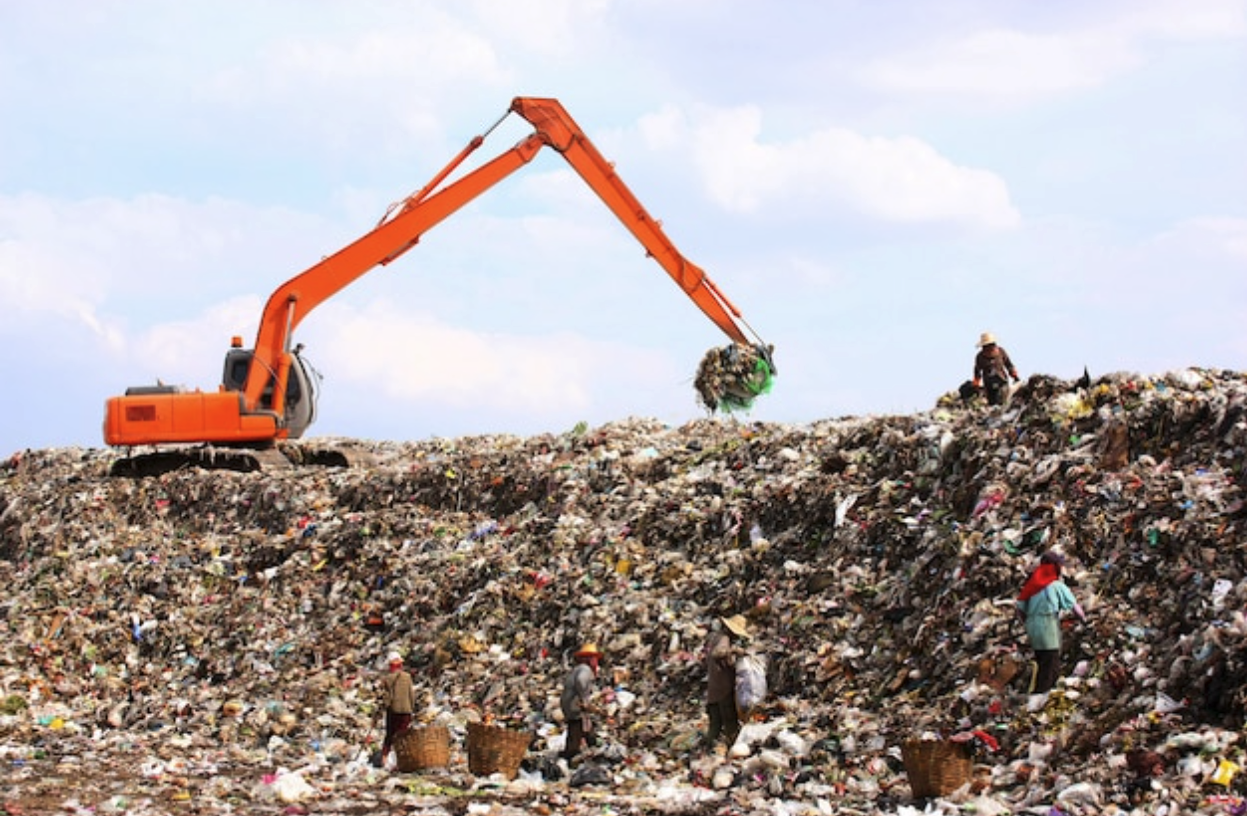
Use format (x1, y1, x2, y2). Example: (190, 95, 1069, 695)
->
(645, 105, 1019, 229)
(1164, 216, 1247, 260)
(862, 28, 1139, 97)
(1125, 0, 1247, 40)
(1137, 216, 1247, 283)
(0, 190, 352, 378)
(257, 27, 503, 91)
(0, 235, 124, 349)
(188, 0, 620, 140)
(1002, 213, 1247, 375)
(0, 194, 120, 345)
(128, 296, 263, 384)
(465, 0, 612, 56)
(200, 13, 512, 150)
(0, 191, 327, 298)
(637, 106, 685, 152)
(862, 0, 1247, 100)
(312, 300, 668, 414)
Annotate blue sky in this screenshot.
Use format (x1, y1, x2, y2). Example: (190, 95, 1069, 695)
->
(1, 0, 1244, 456)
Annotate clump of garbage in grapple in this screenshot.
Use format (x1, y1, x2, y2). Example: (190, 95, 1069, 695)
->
(694, 342, 776, 412)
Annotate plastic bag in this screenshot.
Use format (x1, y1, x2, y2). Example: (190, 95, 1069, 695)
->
(270, 770, 317, 803)
(735, 653, 768, 716)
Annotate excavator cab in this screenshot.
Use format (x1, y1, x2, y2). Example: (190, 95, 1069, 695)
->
(221, 344, 319, 440)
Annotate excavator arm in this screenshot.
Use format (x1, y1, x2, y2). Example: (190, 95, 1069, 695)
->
(241, 125, 548, 419)
(244, 96, 763, 417)
(509, 98, 755, 346)
(104, 96, 771, 450)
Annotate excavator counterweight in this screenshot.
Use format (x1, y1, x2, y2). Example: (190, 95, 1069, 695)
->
(104, 96, 774, 475)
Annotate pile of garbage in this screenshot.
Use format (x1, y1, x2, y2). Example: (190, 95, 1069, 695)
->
(1, 367, 1245, 816)
(694, 343, 776, 412)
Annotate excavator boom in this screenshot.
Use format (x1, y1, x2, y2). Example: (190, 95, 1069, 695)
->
(104, 96, 773, 460)
(509, 98, 753, 346)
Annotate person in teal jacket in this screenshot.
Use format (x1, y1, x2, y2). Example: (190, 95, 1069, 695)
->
(1016, 551, 1086, 693)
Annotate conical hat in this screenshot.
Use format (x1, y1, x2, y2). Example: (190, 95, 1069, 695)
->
(721, 615, 750, 638)
(574, 643, 603, 658)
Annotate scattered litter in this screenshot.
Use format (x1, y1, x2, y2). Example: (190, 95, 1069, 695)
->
(1, 366, 1244, 815)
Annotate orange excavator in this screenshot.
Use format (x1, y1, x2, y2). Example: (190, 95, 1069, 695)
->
(103, 97, 774, 474)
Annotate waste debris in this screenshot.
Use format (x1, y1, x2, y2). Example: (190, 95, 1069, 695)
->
(1, 366, 1245, 815)
(694, 343, 775, 412)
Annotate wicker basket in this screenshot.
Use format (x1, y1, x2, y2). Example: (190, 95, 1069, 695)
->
(901, 738, 973, 798)
(466, 722, 531, 779)
(393, 724, 451, 772)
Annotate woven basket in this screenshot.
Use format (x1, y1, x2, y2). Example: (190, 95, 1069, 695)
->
(393, 724, 450, 772)
(466, 722, 531, 779)
(901, 738, 973, 798)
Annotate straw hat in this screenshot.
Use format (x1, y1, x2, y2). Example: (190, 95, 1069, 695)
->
(574, 643, 603, 659)
(721, 614, 751, 639)
(977, 332, 997, 348)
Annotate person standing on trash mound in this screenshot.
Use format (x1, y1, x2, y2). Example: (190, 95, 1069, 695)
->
(1016, 552, 1086, 694)
(973, 332, 1020, 406)
(560, 643, 602, 762)
(379, 651, 417, 765)
(705, 614, 749, 750)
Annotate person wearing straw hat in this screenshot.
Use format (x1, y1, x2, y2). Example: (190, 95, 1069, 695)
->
(972, 331, 1020, 406)
(379, 651, 417, 766)
(560, 643, 603, 762)
(704, 614, 750, 750)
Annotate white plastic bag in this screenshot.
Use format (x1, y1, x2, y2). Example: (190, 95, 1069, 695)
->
(270, 770, 317, 803)
(735, 653, 768, 716)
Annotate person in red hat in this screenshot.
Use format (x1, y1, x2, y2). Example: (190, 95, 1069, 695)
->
(379, 651, 416, 765)
(559, 643, 602, 761)
(1016, 551, 1086, 693)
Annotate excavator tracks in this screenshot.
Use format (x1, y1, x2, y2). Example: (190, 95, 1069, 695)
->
(109, 443, 375, 477)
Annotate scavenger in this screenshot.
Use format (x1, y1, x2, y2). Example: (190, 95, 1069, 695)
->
(973, 332, 1021, 406)
(704, 614, 750, 749)
(560, 643, 603, 762)
(378, 651, 417, 766)
(1016, 552, 1086, 694)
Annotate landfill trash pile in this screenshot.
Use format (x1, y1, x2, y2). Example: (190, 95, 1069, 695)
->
(1, 367, 1245, 816)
